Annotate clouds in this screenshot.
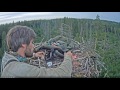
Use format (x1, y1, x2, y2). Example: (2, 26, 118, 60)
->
(0, 12, 61, 19)
(0, 12, 54, 24)
(0, 12, 119, 25)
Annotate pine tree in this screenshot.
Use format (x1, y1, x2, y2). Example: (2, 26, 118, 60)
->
(96, 14, 100, 20)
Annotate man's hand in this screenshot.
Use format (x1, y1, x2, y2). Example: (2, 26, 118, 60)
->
(33, 51, 45, 59)
(65, 51, 77, 60)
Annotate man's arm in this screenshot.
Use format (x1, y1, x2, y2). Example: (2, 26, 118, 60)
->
(45, 52, 73, 77)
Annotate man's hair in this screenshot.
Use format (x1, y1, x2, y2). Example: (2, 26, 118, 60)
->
(6, 25, 36, 52)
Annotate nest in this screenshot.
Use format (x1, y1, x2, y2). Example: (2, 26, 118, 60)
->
(27, 35, 107, 78)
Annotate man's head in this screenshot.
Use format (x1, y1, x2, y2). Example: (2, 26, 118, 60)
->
(6, 25, 36, 57)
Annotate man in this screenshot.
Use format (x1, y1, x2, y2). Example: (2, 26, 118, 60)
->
(1, 25, 73, 78)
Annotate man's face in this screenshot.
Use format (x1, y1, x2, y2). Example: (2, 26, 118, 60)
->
(25, 39, 34, 57)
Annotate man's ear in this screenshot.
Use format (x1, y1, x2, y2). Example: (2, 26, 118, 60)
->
(21, 44, 27, 48)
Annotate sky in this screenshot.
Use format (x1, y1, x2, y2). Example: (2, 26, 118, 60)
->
(0, 12, 120, 25)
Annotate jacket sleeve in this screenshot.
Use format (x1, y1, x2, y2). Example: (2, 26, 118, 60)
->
(1, 55, 72, 78)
